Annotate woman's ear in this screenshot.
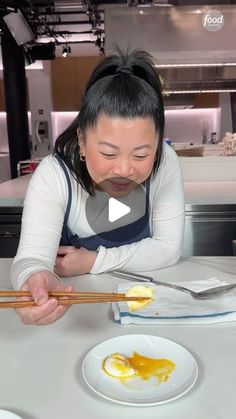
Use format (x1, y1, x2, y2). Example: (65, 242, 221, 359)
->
(77, 128, 85, 155)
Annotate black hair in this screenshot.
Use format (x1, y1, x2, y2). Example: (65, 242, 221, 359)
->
(54, 48, 165, 195)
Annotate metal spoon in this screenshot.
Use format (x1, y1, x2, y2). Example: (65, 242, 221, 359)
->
(111, 270, 236, 300)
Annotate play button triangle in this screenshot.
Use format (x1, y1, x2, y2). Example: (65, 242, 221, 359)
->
(108, 197, 131, 223)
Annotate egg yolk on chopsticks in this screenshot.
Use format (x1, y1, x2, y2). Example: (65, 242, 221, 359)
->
(125, 285, 155, 312)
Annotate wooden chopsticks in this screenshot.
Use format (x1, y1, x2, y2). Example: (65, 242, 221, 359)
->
(0, 290, 150, 309)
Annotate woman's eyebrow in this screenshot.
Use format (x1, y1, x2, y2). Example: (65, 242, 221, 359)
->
(98, 141, 152, 151)
(98, 141, 119, 149)
(133, 144, 152, 151)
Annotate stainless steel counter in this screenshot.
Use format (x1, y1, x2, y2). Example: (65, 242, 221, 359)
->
(0, 175, 236, 257)
(183, 204, 236, 257)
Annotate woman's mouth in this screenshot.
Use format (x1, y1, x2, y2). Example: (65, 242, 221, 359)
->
(109, 180, 133, 191)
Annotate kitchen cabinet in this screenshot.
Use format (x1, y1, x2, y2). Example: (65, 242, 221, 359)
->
(0, 174, 236, 258)
(2, 203, 235, 258)
(0, 207, 22, 257)
(0, 175, 27, 258)
(183, 181, 236, 257)
(183, 204, 236, 257)
(51, 56, 101, 111)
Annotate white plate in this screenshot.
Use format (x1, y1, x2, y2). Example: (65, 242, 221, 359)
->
(82, 334, 198, 406)
(0, 411, 22, 419)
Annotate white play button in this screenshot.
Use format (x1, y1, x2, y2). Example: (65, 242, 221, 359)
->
(85, 179, 148, 244)
(108, 197, 131, 223)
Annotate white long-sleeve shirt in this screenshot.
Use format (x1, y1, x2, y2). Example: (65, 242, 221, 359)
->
(11, 143, 185, 289)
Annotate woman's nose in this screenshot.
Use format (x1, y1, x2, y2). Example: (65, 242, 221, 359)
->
(112, 158, 134, 178)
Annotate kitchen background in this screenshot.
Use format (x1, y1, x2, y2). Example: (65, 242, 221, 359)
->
(0, 0, 235, 258)
(0, 0, 236, 181)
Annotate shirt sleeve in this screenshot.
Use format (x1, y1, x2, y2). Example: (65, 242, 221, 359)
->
(10, 156, 67, 289)
(90, 145, 185, 274)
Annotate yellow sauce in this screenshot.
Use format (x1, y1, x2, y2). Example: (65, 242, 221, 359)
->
(127, 352, 175, 383)
(103, 351, 176, 384)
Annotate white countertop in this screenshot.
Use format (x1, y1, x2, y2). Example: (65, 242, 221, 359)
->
(0, 175, 31, 206)
(0, 174, 236, 207)
(0, 154, 10, 183)
(184, 181, 236, 205)
(0, 256, 236, 419)
(179, 155, 236, 182)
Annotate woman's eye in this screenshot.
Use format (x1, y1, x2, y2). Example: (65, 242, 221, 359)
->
(100, 153, 116, 158)
(134, 155, 148, 159)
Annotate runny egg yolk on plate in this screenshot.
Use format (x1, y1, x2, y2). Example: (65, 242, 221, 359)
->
(103, 352, 176, 382)
(125, 285, 154, 312)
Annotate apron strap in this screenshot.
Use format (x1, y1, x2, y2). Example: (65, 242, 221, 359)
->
(54, 153, 72, 229)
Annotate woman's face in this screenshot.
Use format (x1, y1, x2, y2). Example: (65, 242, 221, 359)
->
(79, 114, 158, 197)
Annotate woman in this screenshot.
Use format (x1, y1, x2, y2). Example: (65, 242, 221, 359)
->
(11, 49, 185, 325)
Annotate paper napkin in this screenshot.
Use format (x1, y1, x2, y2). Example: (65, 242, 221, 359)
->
(113, 278, 236, 325)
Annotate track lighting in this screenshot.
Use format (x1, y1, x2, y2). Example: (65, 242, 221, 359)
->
(62, 44, 71, 58)
(94, 31, 105, 56)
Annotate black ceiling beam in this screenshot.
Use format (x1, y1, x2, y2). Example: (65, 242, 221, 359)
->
(91, 1, 126, 3)
(38, 10, 104, 15)
(20, 1, 54, 5)
(56, 40, 95, 44)
(36, 30, 99, 35)
(43, 20, 104, 25)
(171, 0, 235, 5)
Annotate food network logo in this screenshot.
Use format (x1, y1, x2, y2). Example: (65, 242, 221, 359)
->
(202, 10, 224, 32)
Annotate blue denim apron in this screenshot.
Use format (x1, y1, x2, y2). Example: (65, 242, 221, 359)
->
(55, 154, 151, 251)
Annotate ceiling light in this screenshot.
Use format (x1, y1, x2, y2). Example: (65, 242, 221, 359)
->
(62, 45, 71, 58)
(3, 9, 35, 46)
(166, 89, 236, 94)
(155, 63, 236, 68)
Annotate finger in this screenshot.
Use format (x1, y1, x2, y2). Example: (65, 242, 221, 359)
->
(33, 304, 71, 326)
(16, 282, 32, 302)
(54, 257, 64, 276)
(57, 246, 77, 255)
(17, 276, 48, 304)
(15, 298, 58, 324)
(54, 256, 73, 277)
(33, 285, 74, 325)
(55, 256, 63, 268)
(64, 285, 74, 292)
(29, 286, 49, 305)
(15, 285, 74, 325)
(57, 284, 74, 300)
(26, 273, 50, 305)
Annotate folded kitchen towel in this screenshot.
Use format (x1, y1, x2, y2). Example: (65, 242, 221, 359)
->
(112, 278, 236, 325)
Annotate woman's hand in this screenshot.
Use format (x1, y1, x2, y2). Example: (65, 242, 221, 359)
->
(54, 246, 97, 277)
(15, 270, 73, 326)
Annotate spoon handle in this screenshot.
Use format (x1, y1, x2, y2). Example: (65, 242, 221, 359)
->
(112, 270, 153, 283)
(112, 270, 194, 296)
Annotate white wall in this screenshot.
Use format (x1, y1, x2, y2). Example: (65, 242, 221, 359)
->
(51, 112, 77, 141)
(164, 108, 220, 143)
(0, 112, 31, 153)
(0, 107, 227, 153)
(27, 62, 54, 157)
(218, 92, 233, 142)
(52, 109, 221, 144)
